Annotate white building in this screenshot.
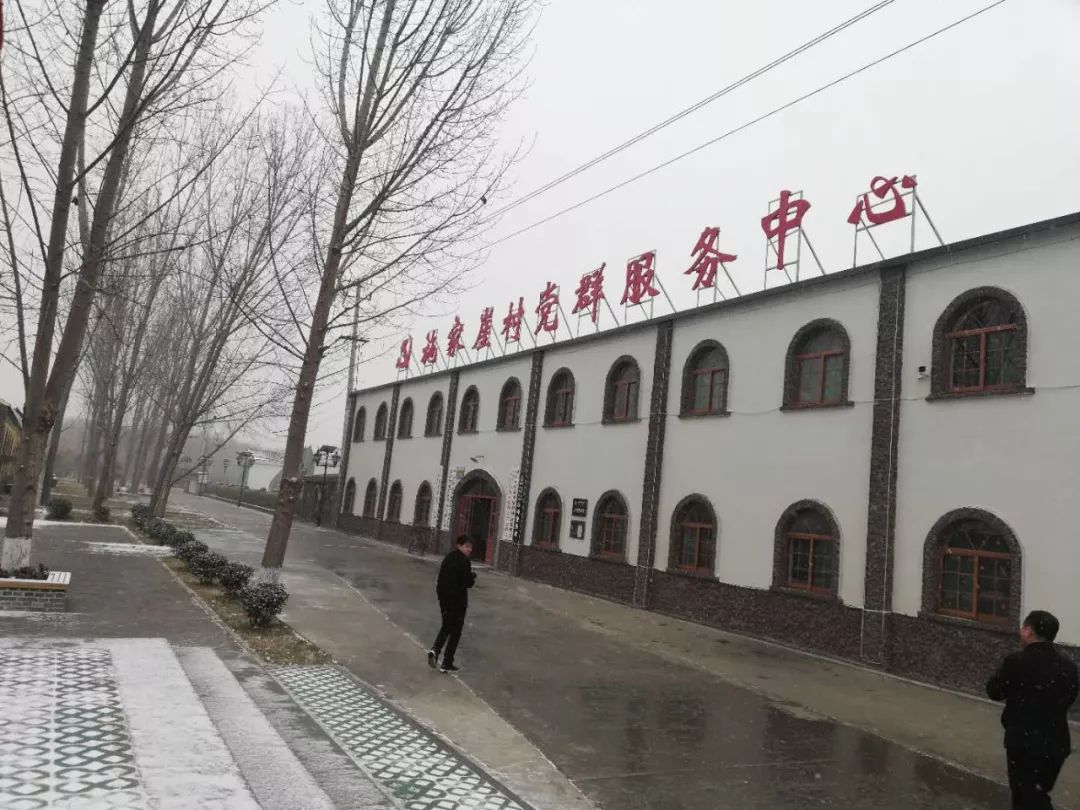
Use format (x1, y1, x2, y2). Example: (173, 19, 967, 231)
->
(337, 210, 1080, 695)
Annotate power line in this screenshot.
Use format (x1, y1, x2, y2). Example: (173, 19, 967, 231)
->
(481, 0, 1008, 253)
(487, 0, 900, 220)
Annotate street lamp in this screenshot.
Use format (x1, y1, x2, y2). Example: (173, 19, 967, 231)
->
(236, 450, 256, 508)
(313, 444, 340, 527)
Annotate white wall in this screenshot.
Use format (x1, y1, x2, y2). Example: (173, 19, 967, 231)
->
(893, 225, 1080, 642)
(446, 356, 533, 542)
(657, 274, 880, 607)
(342, 388, 395, 515)
(524, 328, 657, 562)
(385, 377, 449, 525)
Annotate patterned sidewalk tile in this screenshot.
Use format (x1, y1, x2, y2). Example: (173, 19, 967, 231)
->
(270, 665, 529, 810)
(0, 648, 148, 810)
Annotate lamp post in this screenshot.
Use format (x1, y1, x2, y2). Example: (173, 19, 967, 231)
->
(236, 450, 255, 508)
(313, 444, 340, 527)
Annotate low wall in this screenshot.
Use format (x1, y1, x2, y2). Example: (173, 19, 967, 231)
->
(0, 574, 68, 612)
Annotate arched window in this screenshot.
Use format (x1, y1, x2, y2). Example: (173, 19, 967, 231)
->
(775, 501, 839, 595)
(425, 393, 444, 437)
(386, 480, 403, 522)
(533, 489, 562, 548)
(544, 369, 575, 427)
(932, 288, 1027, 396)
(342, 478, 356, 514)
(669, 495, 717, 575)
(362, 479, 378, 518)
(397, 398, 414, 439)
(682, 341, 729, 416)
(925, 509, 1020, 626)
(497, 378, 522, 431)
(459, 386, 480, 434)
(414, 482, 433, 525)
(784, 320, 850, 408)
(591, 491, 629, 560)
(603, 357, 641, 423)
(352, 407, 366, 442)
(374, 403, 389, 440)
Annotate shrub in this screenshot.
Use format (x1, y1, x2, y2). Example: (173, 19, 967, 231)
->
(45, 497, 73, 520)
(145, 517, 168, 543)
(241, 582, 288, 627)
(188, 551, 227, 585)
(92, 504, 111, 523)
(171, 530, 196, 549)
(175, 539, 208, 564)
(130, 504, 151, 528)
(220, 562, 254, 598)
(0, 563, 49, 581)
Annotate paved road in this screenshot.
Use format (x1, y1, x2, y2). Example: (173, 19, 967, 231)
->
(179, 494, 1020, 810)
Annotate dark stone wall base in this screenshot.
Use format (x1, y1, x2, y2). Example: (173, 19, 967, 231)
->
(338, 514, 435, 554)
(0, 584, 67, 612)
(650, 570, 863, 661)
(514, 544, 636, 604)
(338, 514, 382, 538)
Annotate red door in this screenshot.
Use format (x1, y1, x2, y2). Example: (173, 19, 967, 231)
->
(454, 478, 499, 564)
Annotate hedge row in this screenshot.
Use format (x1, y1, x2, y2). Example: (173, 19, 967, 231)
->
(130, 504, 287, 627)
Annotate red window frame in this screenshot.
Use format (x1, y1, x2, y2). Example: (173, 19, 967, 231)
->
(687, 365, 727, 415)
(426, 397, 443, 437)
(459, 392, 479, 433)
(549, 378, 574, 426)
(794, 349, 845, 406)
(387, 484, 402, 522)
(499, 387, 521, 430)
(611, 367, 639, 422)
(535, 497, 560, 548)
(362, 482, 378, 518)
(677, 520, 715, 574)
(938, 545, 1013, 626)
(945, 324, 1020, 394)
(597, 509, 627, 558)
(414, 485, 432, 525)
(785, 531, 835, 594)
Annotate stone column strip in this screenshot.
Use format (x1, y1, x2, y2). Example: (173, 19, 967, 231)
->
(860, 265, 907, 665)
(634, 320, 674, 608)
(507, 350, 545, 576)
(431, 371, 460, 555)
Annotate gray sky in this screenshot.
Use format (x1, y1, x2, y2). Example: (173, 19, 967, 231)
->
(5, 0, 1079, 455)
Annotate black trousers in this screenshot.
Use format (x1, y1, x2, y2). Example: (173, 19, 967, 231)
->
(1007, 749, 1066, 810)
(432, 604, 466, 666)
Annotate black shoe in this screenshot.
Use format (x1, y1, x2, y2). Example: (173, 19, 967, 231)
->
(427, 650, 438, 670)
(440, 663, 460, 674)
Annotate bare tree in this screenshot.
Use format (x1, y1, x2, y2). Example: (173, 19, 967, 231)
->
(1, 0, 267, 567)
(256, 0, 537, 578)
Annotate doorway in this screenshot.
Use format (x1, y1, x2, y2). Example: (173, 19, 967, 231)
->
(454, 475, 500, 564)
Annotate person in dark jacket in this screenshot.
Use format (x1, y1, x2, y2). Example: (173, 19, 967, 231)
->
(428, 535, 477, 673)
(987, 610, 1079, 810)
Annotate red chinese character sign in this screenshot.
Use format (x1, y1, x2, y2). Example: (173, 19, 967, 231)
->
(473, 306, 495, 352)
(394, 337, 413, 371)
(621, 251, 660, 306)
(685, 227, 739, 301)
(535, 282, 560, 336)
(761, 189, 823, 288)
(847, 174, 942, 266)
(420, 330, 439, 366)
(571, 264, 606, 327)
(501, 297, 525, 345)
(446, 316, 466, 359)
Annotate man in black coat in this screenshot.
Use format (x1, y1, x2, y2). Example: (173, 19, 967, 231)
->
(428, 535, 476, 674)
(987, 610, 1079, 809)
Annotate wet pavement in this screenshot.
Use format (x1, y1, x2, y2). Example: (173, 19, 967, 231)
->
(175, 494, 1038, 810)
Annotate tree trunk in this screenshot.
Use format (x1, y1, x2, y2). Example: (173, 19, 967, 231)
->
(2, 0, 104, 567)
(129, 403, 157, 493)
(39, 379, 73, 504)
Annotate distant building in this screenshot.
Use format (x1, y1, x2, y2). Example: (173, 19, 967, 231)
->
(0, 400, 23, 489)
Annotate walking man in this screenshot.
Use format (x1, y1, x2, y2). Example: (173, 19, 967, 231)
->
(428, 535, 476, 674)
(987, 610, 1079, 809)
